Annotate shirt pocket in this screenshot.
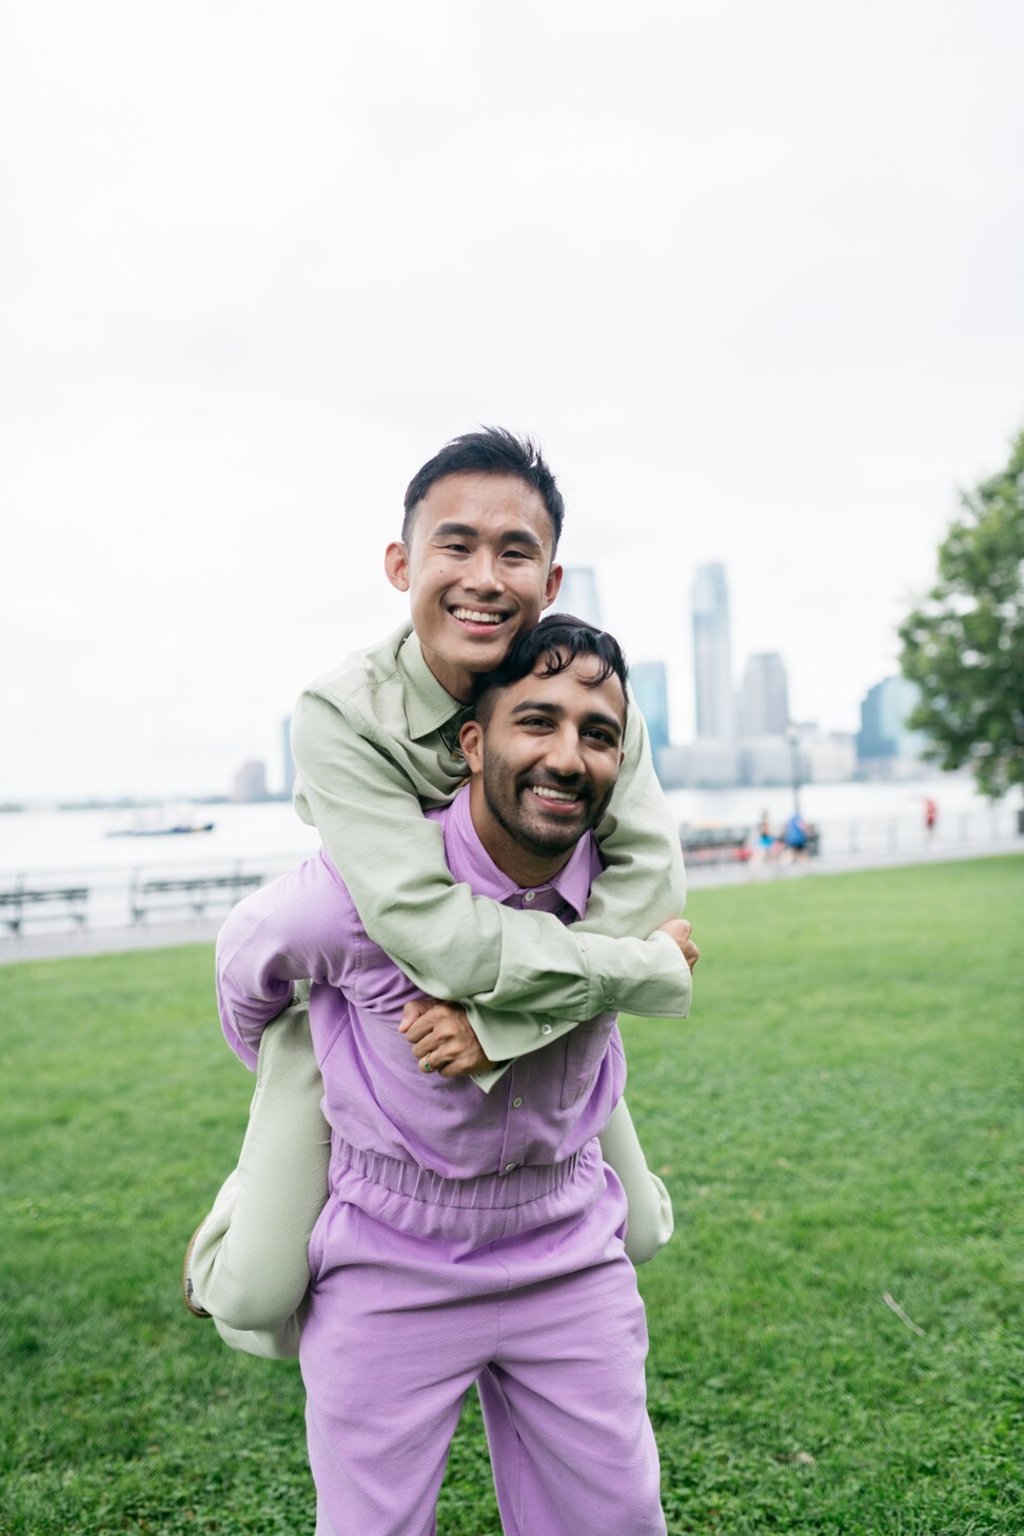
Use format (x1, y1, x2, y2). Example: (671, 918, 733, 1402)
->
(560, 1014, 615, 1110)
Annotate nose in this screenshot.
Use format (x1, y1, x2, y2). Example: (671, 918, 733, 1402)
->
(542, 727, 586, 780)
(463, 546, 503, 595)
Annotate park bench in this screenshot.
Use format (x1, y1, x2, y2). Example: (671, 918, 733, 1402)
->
(0, 883, 89, 934)
(129, 871, 263, 923)
(679, 824, 754, 865)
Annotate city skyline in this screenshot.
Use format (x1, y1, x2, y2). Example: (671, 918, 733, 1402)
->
(209, 563, 920, 804)
(0, 553, 963, 808)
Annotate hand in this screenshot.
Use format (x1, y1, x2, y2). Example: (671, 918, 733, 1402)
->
(399, 998, 494, 1078)
(656, 917, 700, 973)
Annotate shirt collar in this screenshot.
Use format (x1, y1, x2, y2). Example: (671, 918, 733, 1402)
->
(395, 626, 468, 740)
(438, 783, 595, 920)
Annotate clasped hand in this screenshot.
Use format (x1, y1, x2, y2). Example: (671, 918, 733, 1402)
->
(400, 918, 699, 1078)
(399, 998, 493, 1077)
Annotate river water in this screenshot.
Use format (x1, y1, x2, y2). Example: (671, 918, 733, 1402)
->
(0, 771, 1010, 871)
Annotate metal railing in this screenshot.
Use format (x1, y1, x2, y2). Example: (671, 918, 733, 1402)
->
(685, 805, 1022, 886)
(808, 803, 1019, 858)
(0, 851, 308, 939)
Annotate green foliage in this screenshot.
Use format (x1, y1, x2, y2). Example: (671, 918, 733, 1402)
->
(899, 428, 1024, 798)
(1, 860, 1022, 1533)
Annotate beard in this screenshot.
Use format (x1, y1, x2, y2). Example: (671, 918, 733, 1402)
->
(480, 754, 614, 860)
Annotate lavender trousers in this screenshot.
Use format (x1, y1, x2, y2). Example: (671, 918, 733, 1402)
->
(300, 1136, 666, 1536)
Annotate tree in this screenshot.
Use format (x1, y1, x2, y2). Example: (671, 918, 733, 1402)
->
(898, 428, 1024, 801)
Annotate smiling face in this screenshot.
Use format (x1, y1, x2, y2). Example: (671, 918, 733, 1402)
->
(384, 473, 563, 702)
(458, 652, 627, 887)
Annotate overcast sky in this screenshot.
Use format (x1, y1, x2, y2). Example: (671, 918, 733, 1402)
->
(2, 0, 1021, 802)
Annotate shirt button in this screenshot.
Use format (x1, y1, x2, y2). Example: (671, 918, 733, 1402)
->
(540, 1024, 552, 1035)
(503, 1161, 520, 1174)
(523, 890, 535, 903)
(512, 1096, 524, 1108)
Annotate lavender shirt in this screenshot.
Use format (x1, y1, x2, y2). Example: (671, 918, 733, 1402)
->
(216, 785, 625, 1182)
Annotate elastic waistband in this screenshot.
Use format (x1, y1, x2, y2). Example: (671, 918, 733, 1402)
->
(330, 1136, 589, 1213)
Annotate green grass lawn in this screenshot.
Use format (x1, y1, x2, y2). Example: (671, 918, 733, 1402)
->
(1, 856, 1021, 1535)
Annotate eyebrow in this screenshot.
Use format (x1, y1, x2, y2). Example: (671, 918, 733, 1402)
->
(428, 521, 545, 552)
(508, 699, 624, 737)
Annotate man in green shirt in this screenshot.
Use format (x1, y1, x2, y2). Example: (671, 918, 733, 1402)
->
(187, 427, 695, 1355)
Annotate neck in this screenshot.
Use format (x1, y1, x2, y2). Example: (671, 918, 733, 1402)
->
(419, 641, 475, 704)
(467, 778, 574, 888)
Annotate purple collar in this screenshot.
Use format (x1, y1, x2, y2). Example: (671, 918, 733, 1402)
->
(434, 785, 595, 920)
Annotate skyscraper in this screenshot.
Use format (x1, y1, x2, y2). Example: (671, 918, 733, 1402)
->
(556, 566, 602, 626)
(232, 759, 268, 803)
(739, 652, 790, 737)
(857, 676, 924, 762)
(630, 661, 670, 758)
(691, 561, 734, 740)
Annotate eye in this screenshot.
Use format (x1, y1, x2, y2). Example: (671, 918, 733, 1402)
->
(519, 715, 554, 730)
(583, 727, 617, 747)
(440, 541, 471, 554)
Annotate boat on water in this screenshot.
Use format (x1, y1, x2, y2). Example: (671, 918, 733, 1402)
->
(105, 806, 215, 838)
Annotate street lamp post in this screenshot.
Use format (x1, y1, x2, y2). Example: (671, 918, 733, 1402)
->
(786, 724, 802, 818)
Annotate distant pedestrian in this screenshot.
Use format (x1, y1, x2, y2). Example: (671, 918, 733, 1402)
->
(783, 810, 809, 860)
(756, 811, 777, 864)
(924, 797, 938, 836)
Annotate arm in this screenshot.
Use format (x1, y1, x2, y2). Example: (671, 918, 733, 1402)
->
(216, 855, 357, 1071)
(292, 686, 690, 1071)
(578, 691, 686, 939)
(401, 916, 698, 1082)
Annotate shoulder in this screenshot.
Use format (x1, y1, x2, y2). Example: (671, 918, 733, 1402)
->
(294, 623, 415, 750)
(620, 685, 651, 766)
(303, 622, 413, 712)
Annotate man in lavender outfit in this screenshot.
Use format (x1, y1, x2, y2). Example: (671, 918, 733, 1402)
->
(216, 616, 697, 1535)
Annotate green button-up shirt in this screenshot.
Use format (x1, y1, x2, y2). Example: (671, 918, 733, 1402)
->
(293, 622, 690, 1089)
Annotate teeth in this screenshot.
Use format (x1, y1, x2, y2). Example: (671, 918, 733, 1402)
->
(452, 608, 504, 625)
(531, 786, 579, 803)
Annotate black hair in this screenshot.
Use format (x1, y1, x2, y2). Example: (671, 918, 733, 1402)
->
(402, 427, 565, 550)
(472, 614, 629, 725)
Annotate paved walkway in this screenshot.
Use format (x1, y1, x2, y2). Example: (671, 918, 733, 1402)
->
(1, 839, 1018, 967)
(0, 917, 223, 966)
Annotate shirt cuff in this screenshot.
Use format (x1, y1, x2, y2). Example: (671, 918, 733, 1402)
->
(582, 929, 693, 1018)
(470, 1060, 512, 1093)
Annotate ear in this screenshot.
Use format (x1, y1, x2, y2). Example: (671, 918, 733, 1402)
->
(542, 561, 563, 611)
(384, 541, 411, 593)
(459, 718, 484, 774)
